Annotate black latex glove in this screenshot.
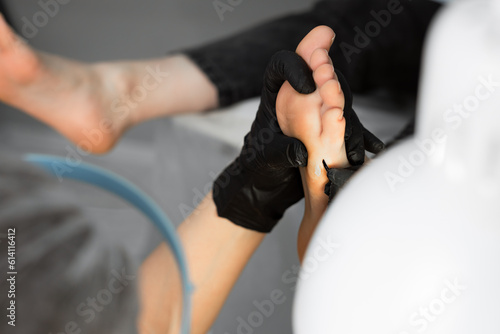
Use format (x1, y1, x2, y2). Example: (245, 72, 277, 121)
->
(322, 160, 361, 202)
(213, 50, 385, 232)
(213, 50, 315, 233)
(336, 69, 385, 165)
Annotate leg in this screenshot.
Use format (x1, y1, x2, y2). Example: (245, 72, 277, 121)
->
(186, 0, 441, 107)
(0, 0, 440, 153)
(276, 26, 349, 261)
(139, 193, 265, 334)
(0, 14, 217, 153)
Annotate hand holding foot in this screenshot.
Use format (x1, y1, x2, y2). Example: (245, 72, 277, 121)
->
(276, 26, 351, 260)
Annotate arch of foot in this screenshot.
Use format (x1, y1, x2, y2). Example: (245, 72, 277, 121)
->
(293, 1, 500, 333)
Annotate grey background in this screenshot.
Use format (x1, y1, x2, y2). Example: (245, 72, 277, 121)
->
(0, 1, 413, 333)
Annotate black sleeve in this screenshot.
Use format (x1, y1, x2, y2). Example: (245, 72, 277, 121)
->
(184, 0, 442, 107)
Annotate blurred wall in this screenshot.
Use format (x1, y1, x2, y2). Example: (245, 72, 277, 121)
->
(5, 0, 316, 61)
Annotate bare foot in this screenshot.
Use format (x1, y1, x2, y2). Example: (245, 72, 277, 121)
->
(0, 14, 127, 152)
(276, 26, 349, 260)
(0, 14, 217, 153)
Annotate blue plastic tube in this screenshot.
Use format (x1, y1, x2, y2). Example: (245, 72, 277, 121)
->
(24, 154, 193, 334)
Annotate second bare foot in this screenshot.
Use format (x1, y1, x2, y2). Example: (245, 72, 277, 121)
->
(0, 14, 218, 153)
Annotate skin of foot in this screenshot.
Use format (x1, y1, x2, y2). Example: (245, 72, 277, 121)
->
(276, 26, 350, 261)
(0, 14, 217, 153)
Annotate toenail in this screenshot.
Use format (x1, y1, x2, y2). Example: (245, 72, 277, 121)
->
(337, 80, 342, 93)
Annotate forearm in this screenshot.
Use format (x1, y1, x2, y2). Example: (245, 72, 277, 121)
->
(138, 192, 264, 334)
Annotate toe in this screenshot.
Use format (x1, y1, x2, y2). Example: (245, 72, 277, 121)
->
(321, 107, 349, 168)
(310, 48, 332, 71)
(296, 26, 335, 67)
(321, 106, 345, 140)
(320, 79, 345, 115)
(313, 63, 335, 88)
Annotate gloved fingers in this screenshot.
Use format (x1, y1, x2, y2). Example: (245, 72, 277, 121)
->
(285, 137, 308, 168)
(262, 131, 308, 169)
(264, 50, 316, 99)
(323, 165, 360, 202)
(345, 142, 365, 166)
(363, 126, 385, 154)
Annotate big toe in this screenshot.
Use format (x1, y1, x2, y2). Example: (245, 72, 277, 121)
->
(296, 26, 335, 68)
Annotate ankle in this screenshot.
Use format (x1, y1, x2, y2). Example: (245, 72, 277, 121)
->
(89, 61, 137, 126)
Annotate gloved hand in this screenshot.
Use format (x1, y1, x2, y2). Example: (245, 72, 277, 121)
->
(213, 50, 315, 233)
(322, 160, 361, 202)
(336, 69, 385, 165)
(213, 50, 385, 232)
